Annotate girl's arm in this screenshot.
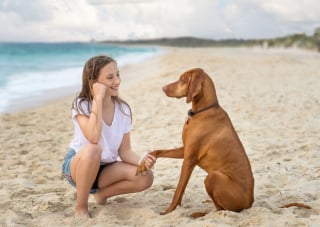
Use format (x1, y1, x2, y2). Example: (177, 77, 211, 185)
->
(119, 133, 156, 169)
(76, 83, 106, 144)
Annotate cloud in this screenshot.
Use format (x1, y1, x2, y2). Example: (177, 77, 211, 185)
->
(0, 0, 100, 41)
(87, 0, 155, 4)
(0, 0, 52, 21)
(261, 0, 320, 22)
(0, 0, 319, 42)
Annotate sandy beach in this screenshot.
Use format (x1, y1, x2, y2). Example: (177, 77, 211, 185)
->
(1, 47, 319, 226)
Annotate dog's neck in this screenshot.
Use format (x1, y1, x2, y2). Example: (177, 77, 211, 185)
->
(189, 77, 218, 116)
(186, 77, 218, 124)
(188, 101, 219, 117)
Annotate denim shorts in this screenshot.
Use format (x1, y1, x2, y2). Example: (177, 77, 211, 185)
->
(62, 149, 112, 194)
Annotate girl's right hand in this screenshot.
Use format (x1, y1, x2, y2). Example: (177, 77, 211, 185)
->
(93, 83, 107, 100)
(139, 152, 156, 170)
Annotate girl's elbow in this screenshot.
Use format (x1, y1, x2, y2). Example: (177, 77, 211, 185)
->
(89, 139, 99, 144)
(87, 135, 100, 144)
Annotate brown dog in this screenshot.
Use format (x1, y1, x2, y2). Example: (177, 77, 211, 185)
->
(136, 68, 254, 217)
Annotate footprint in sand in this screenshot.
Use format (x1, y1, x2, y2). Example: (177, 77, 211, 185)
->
(113, 197, 128, 203)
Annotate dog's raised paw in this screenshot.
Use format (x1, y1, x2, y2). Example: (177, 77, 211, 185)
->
(135, 171, 148, 176)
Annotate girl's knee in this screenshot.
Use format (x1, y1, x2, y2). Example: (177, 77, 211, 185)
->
(81, 143, 102, 163)
(140, 170, 154, 190)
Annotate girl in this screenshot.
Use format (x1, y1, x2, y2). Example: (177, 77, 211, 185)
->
(62, 55, 156, 217)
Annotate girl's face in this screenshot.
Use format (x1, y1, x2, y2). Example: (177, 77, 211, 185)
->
(96, 61, 121, 97)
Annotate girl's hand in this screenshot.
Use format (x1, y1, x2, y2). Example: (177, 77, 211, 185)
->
(139, 153, 156, 170)
(93, 83, 107, 100)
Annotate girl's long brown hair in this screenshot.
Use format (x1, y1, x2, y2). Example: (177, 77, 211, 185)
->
(72, 55, 132, 121)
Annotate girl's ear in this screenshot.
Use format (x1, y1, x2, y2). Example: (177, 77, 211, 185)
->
(186, 72, 203, 103)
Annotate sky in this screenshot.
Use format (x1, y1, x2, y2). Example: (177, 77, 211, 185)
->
(0, 0, 319, 42)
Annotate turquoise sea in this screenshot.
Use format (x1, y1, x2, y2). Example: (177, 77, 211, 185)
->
(0, 42, 160, 113)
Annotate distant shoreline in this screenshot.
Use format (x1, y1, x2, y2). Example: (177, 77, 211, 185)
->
(3, 46, 317, 114)
(99, 32, 320, 51)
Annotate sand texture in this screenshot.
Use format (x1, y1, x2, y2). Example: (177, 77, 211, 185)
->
(1, 47, 319, 226)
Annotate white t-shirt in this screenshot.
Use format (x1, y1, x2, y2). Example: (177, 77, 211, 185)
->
(69, 99, 131, 163)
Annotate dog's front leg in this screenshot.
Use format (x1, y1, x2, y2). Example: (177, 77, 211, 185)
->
(161, 159, 196, 215)
(136, 147, 184, 175)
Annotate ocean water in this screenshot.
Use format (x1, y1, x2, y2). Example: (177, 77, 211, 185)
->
(0, 42, 160, 113)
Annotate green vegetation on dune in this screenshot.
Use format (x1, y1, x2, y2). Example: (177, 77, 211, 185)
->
(101, 27, 320, 51)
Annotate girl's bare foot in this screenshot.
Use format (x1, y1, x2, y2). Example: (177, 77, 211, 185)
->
(75, 208, 91, 218)
(94, 192, 106, 205)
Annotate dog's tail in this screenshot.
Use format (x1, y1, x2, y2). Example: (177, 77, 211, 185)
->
(190, 212, 208, 219)
(280, 202, 312, 209)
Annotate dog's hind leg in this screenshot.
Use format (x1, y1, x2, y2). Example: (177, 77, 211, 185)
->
(204, 172, 224, 211)
(204, 171, 250, 212)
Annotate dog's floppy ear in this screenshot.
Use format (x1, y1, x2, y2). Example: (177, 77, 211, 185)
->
(186, 72, 203, 103)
